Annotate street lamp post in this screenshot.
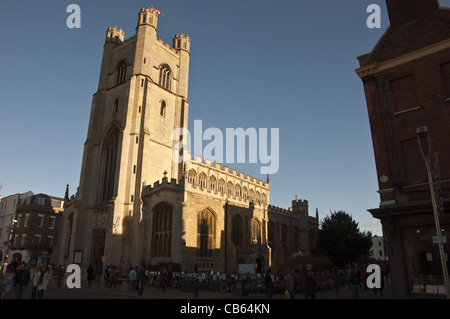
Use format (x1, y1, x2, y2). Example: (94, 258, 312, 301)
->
(2, 219, 18, 273)
(416, 126, 450, 299)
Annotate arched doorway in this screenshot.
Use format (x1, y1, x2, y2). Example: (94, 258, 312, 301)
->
(255, 257, 263, 274)
(94, 246, 105, 277)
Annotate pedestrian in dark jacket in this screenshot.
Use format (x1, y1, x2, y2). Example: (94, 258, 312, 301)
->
(13, 263, 30, 299)
(286, 269, 298, 299)
(87, 264, 95, 288)
(304, 270, 316, 299)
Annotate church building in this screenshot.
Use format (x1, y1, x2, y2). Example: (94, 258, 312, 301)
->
(54, 7, 319, 276)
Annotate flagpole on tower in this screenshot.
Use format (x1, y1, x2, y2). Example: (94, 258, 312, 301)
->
(151, 5, 164, 16)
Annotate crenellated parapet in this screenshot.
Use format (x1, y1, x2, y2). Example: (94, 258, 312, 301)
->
(267, 205, 291, 216)
(184, 154, 270, 207)
(268, 197, 319, 225)
(106, 26, 125, 43)
(138, 7, 159, 30)
(308, 215, 319, 225)
(173, 33, 191, 53)
(141, 176, 183, 199)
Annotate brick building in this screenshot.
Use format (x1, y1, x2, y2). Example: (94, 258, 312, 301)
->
(356, 0, 450, 297)
(0, 191, 33, 265)
(9, 193, 64, 265)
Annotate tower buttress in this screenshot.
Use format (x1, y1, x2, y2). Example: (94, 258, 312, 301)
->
(173, 33, 191, 99)
(133, 8, 159, 76)
(98, 26, 125, 91)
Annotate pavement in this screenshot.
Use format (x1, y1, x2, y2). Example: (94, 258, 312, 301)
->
(2, 278, 394, 300)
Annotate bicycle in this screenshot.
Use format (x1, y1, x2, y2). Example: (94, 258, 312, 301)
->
(0, 278, 12, 299)
(218, 278, 237, 293)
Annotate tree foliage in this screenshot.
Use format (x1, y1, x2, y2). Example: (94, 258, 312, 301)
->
(318, 210, 372, 267)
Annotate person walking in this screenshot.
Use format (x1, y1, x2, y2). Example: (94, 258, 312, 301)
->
(362, 265, 368, 290)
(159, 269, 166, 292)
(379, 263, 386, 296)
(33, 265, 49, 299)
(108, 266, 117, 288)
(13, 263, 30, 299)
(128, 266, 137, 292)
(87, 264, 95, 288)
(304, 270, 316, 299)
(264, 269, 273, 299)
(348, 266, 355, 289)
(137, 266, 145, 296)
(355, 266, 362, 288)
(286, 269, 297, 299)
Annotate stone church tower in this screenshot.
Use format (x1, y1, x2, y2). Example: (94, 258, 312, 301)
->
(55, 7, 319, 276)
(56, 8, 191, 270)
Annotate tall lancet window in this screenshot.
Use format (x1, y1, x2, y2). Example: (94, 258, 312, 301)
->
(152, 204, 173, 257)
(115, 60, 127, 85)
(197, 208, 215, 257)
(231, 214, 243, 246)
(100, 127, 120, 202)
(160, 101, 166, 117)
(251, 218, 262, 245)
(159, 64, 171, 90)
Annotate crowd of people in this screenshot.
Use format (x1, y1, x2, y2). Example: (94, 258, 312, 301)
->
(2, 258, 389, 299)
(102, 264, 178, 293)
(264, 262, 390, 299)
(99, 261, 390, 299)
(2, 260, 53, 299)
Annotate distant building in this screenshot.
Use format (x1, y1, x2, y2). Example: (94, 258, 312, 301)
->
(369, 235, 387, 261)
(0, 191, 34, 265)
(356, 0, 450, 297)
(8, 193, 64, 265)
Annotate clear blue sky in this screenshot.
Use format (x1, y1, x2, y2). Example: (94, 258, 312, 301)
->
(0, 0, 397, 235)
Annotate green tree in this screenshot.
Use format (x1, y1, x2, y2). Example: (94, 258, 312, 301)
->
(318, 210, 372, 267)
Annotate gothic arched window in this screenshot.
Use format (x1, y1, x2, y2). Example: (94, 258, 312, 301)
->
(262, 193, 267, 205)
(113, 98, 119, 113)
(293, 226, 299, 252)
(199, 173, 207, 189)
(249, 189, 255, 202)
(159, 64, 171, 90)
(115, 60, 127, 85)
(268, 221, 275, 257)
(218, 179, 225, 193)
(197, 208, 215, 257)
(99, 126, 120, 202)
(234, 184, 241, 198)
(231, 214, 243, 246)
(227, 181, 233, 197)
(281, 224, 288, 258)
(251, 218, 261, 245)
(209, 176, 216, 191)
(152, 204, 173, 257)
(188, 169, 197, 184)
